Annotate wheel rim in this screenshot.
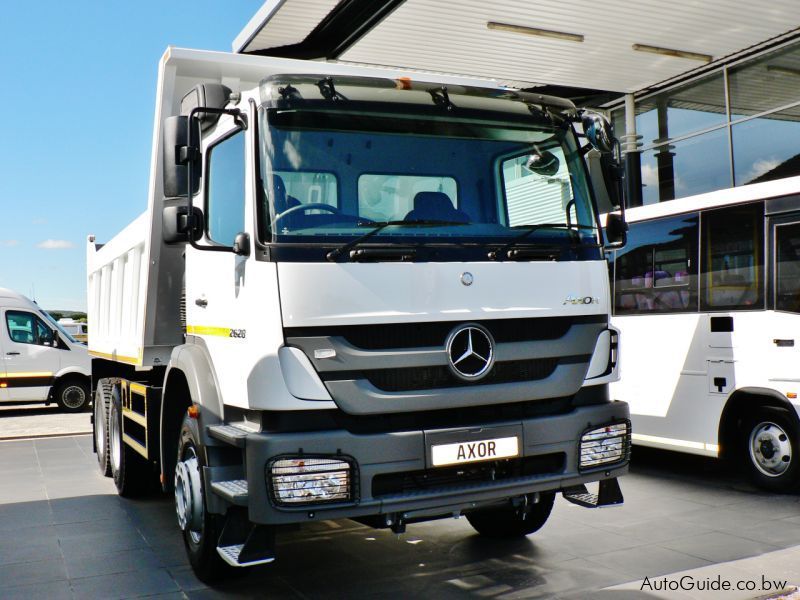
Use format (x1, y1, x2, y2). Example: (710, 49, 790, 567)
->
(62, 385, 86, 409)
(174, 445, 204, 544)
(109, 403, 121, 473)
(94, 394, 106, 459)
(749, 421, 793, 478)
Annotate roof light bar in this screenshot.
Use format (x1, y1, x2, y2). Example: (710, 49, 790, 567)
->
(487, 22, 584, 43)
(632, 43, 712, 63)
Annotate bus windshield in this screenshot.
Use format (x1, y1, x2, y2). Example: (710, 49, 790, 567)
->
(257, 108, 599, 253)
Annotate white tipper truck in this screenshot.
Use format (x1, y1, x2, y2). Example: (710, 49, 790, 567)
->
(87, 46, 631, 581)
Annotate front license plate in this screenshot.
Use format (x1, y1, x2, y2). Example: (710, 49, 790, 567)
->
(431, 436, 519, 467)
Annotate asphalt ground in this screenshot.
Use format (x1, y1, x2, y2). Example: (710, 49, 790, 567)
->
(1, 407, 800, 599)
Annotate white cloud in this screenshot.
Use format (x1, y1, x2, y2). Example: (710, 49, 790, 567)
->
(0, 240, 19, 247)
(37, 239, 74, 250)
(741, 158, 781, 184)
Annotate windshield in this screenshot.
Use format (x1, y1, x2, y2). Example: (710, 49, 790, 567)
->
(257, 107, 598, 254)
(42, 311, 79, 344)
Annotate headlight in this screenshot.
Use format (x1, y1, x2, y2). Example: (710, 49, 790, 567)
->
(268, 456, 354, 506)
(579, 422, 630, 470)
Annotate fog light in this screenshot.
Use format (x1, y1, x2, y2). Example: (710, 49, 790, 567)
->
(269, 456, 353, 505)
(580, 422, 630, 469)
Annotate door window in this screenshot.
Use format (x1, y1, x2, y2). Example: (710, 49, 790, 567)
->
(775, 222, 800, 313)
(6, 311, 56, 347)
(700, 202, 764, 311)
(206, 130, 245, 245)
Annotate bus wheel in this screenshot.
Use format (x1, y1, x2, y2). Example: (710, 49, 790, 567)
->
(55, 379, 90, 412)
(175, 414, 233, 582)
(466, 492, 555, 538)
(744, 408, 800, 492)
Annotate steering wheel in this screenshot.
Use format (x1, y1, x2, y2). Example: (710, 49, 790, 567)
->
(272, 202, 341, 225)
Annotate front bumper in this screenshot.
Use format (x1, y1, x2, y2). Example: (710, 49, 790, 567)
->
(241, 400, 630, 525)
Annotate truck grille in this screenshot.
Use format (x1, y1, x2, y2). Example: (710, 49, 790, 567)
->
(284, 315, 605, 350)
(324, 357, 571, 392)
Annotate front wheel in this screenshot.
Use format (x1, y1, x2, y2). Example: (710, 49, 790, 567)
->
(175, 414, 234, 582)
(466, 492, 555, 538)
(54, 379, 90, 412)
(743, 408, 800, 492)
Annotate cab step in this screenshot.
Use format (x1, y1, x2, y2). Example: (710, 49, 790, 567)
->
(211, 479, 249, 506)
(562, 478, 624, 508)
(207, 424, 251, 448)
(217, 544, 275, 567)
(217, 518, 275, 567)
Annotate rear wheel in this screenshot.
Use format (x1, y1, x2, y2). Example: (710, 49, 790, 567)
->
(175, 414, 234, 582)
(94, 381, 112, 477)
(466, 492, 555, 538)
(743, 408, 800, 492)
(109, 384, 150, 497)
(55, 378, 89, 413)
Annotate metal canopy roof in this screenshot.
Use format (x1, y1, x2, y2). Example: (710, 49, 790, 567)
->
(234, 0, 800, 97)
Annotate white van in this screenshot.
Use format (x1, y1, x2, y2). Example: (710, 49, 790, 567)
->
(0, 288, 91, 412)
(58, 318, 88, 343)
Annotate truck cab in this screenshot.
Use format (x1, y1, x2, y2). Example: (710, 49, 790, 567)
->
(0, 288, 91, 412)
(88, 49, 629, 581)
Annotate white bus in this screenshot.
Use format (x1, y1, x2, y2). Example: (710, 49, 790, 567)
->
(610, 176, 800, 491)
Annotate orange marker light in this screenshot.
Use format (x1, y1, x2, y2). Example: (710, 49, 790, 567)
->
(788, 392, 797, 399)
(395, 77, 412, 90)
(187, 405, 200, 419)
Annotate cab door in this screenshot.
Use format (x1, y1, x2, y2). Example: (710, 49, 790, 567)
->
(1, 309, 61, 401)
(184, 116, 251, 407)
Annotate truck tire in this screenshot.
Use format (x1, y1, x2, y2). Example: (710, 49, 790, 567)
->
(743, 407, 800, 492)
(175, 413, 234, 582)
(109, 384, 150, 497)
(54, 378, 90, 413)
(466, 492, 555, 538)
(94, 381, 112, 477)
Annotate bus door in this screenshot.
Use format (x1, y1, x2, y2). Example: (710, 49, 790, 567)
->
(768, 213, 800, 385)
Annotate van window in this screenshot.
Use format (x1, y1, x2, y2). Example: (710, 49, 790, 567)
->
(6, 311, 56, 346)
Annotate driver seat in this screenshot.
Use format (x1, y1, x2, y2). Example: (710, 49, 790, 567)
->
(404, 191, 469, 223)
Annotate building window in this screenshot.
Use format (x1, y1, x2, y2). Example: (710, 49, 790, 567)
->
(612, 39, 800, 206)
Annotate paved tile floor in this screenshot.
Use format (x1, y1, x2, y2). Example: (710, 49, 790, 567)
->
(0, 435, 800, 599)
(0, 404, 91, 440)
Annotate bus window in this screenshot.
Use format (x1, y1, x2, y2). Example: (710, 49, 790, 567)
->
(775, 222, 800, 313)
(614, 214, 699, 314)
(700, 202, 764, 311)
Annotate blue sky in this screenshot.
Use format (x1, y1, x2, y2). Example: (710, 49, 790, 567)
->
(0, 1, 262, 310)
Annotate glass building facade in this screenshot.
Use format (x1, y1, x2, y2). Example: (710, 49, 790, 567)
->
(612, 39, 800, 206)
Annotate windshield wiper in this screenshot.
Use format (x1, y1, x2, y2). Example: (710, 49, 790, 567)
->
(488, 223, 595, 261)
(326, 220, 470, 262)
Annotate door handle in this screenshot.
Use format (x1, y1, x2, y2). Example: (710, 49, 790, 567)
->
(195, 297, 208, 308)
(6, 352, 20, 356)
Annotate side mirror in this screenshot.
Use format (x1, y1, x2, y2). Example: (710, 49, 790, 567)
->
(605, 212, 628, 248)
(233, 232, 250, 257)
(582, 112, 615, 154)
(163, 205, 203, 243)
(162, 115, 200, 198)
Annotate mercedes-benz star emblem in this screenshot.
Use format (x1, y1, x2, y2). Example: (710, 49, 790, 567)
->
(446, 324, 495, 381)
(460, 272, 474, 286)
